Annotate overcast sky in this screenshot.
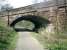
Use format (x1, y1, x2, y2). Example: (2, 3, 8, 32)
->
(7, 0, 44, 8)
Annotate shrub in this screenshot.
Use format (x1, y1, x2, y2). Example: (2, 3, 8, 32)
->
(0, 17, 17, 50)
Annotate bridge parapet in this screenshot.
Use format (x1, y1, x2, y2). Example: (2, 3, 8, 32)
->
(0, 0, 67, 17)
(0, 0, 67, 33)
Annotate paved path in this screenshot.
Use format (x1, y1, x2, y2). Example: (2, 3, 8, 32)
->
(15, 32, 44, 50)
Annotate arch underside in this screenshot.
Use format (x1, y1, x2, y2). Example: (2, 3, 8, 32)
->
(10, 15, 50, 32)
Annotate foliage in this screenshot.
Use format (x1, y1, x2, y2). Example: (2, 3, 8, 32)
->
(15, 20, 35, 30)
(0, 17, 17, 50)
(31, 28, 67, 50)
(0, 0, 13, 11)
(1, 4, 13, 11)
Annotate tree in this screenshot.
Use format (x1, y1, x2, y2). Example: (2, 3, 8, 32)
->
(0, 0, 6, 10)
(0, 0, 13, 11)
(1, 4, 13, 11)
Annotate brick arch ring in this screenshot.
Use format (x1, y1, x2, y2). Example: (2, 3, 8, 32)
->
(10, 15, 50, 33)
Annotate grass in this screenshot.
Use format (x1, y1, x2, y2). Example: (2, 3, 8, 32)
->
(31, 29, 67, 50)
(0, 16, 66, 50)
(0, 17, 18, 50)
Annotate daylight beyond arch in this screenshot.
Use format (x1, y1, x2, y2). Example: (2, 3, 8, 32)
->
(10, 15, 50, 32)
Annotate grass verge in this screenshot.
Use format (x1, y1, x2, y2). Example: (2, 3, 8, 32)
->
(31, 31, 67, 50)
(0, 17, 18, 50)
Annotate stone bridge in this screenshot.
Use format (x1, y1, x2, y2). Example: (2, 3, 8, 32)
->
(0, 0, 67, 32)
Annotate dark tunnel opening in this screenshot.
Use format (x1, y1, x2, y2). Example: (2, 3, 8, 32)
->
(10, 15, 50, 32)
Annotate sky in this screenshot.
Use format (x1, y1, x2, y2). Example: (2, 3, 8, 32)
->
(7, 0, 44, 8)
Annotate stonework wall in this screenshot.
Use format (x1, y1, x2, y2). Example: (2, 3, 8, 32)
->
(0, 1, 67, 33)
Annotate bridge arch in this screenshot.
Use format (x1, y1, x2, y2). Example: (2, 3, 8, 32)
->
(10, 15, 50, 32)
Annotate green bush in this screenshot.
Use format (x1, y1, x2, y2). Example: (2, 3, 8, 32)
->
(0, 17, 18, 50)
(32, 31, 67, 50)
